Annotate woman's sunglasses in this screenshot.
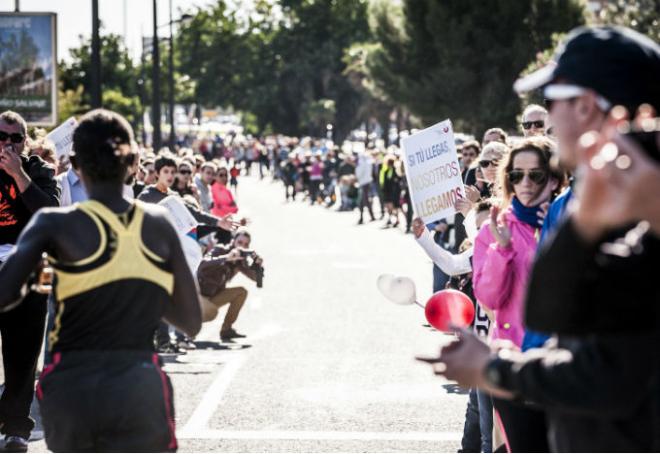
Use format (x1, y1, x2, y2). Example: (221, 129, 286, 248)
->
(507, 169, 548, 185)
(179, 169, 192, 175)
(521, 120, 544, 130)
(479, 159, 499, 168)
(218, 173, 228, 177)
(0, 131, 25, 144)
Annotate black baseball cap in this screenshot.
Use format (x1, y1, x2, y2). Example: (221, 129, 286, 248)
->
(514, 26, 660, 113)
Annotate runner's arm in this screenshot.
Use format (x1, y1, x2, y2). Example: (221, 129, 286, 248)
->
(0, 211, 53, 308)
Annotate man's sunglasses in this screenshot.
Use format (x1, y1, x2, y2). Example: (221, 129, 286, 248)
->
(507, 169, 548, 185)
(522, 120, 544, 130)
(479, 159, 499, 168)
(0, 131, 25, 144)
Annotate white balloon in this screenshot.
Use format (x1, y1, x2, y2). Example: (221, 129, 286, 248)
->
(376, 274, 417, 305)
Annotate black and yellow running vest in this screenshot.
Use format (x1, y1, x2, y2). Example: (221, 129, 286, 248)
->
(48, 200, 173, 352)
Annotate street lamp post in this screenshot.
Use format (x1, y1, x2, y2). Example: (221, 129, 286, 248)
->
(90, 0, 102, 108)
(152, 0, 162, 151)
(168, 0, 175, 150)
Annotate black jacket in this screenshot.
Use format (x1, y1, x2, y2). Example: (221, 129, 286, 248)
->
(137, 185, 219, 226)
(491, 219, 660, 452)
(0, 154, 60, 245)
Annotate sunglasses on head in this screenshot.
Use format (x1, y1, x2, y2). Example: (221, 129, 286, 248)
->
(507, 169, 548, 185)
(479, 159, 499, 168)
(522, 120, 544, 130)
(0, 131, 25, 144)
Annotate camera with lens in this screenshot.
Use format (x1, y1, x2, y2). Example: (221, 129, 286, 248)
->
(236, 248, 264, 288)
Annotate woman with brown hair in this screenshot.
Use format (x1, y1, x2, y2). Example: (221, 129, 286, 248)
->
(472, 136, 565, 452)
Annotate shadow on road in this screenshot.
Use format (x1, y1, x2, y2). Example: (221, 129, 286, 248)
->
(193, 341, 252, 351)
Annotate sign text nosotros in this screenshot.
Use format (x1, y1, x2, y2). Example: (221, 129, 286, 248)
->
(415, 187, 463, 218)
(410, 161, 460, 192)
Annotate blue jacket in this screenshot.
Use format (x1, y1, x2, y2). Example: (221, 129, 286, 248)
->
(521, 186, 573, 351)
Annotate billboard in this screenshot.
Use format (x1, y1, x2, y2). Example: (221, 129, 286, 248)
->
(0, 13, 57, 126)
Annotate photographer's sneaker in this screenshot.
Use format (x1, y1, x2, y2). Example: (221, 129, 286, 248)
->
(1, 435, 28, 453)
(220, 328, 247, 342)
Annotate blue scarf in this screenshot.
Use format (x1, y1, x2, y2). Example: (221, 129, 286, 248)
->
(511, 196, 544, 228)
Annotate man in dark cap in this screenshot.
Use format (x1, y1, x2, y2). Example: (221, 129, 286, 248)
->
(420, 26, 660, 452)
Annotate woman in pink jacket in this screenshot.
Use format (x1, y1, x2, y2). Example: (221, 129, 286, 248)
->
(211, 166, 239, 218)
(473, 137, 563, 348)
(472, 136, 564, 452)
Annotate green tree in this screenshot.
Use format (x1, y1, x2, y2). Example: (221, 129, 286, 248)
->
(57, 85, 88, 121)
(176, 0, 372, 140)
(59, 33, 142, 125)
(591, 0, 660, 42)
(365, 0, 585, 135)
(519, 0, 659, 108)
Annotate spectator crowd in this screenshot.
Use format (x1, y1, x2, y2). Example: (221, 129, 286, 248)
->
(0, 24, 658, 453)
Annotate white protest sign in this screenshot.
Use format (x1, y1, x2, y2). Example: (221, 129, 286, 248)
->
(45, 117, 77, 158)
(402, 119, 465, 224)
(157, 195, 198, 236)
(180, 234, 202, 274)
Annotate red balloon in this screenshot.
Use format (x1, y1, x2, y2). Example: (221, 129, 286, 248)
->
(424, 289, 475, 332)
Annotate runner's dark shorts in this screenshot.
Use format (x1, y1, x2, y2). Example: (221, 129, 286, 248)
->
(37, 350, 177, 453)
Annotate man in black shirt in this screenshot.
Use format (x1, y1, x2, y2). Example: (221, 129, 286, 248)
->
(0, 110, 60, 452)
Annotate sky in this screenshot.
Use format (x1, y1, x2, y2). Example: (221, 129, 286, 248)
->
(0, 0, 215, 61)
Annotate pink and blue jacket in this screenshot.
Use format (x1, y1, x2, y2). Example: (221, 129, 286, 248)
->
(472, 209, 540, 347)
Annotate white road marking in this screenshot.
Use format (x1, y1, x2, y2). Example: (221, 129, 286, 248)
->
(177, 429, 462, 442)
(179, 354, 247, 436)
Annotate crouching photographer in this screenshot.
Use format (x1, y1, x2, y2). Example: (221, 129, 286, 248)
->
(197, 230, 264, 342)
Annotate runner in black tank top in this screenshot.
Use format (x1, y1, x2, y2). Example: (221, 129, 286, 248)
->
(0, 110, 201, 452)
